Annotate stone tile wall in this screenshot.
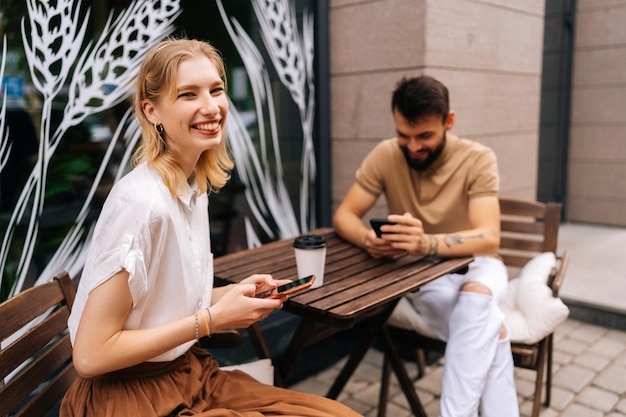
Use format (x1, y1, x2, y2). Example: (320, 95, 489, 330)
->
(568, 0, 626, 225)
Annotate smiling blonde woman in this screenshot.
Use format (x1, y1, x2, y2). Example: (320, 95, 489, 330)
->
(61, 38, 362, 417)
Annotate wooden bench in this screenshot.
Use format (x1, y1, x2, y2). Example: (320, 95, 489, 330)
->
(0, 271, 77, 417)
(0, 271, 246, 417)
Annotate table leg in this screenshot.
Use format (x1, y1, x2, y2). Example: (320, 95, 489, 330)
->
(326, 303, 399, 399)
(380, 327, 427, 417)
(378, 357, 392, 417)
(325, 321, 379, 399)
(246, 323, 272, 359)
(275, 317, 318, 386)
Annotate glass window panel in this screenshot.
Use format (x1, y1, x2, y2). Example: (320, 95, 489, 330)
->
(0, 0, 322, 298)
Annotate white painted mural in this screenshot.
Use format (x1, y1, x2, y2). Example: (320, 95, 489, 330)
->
(217, 0, 316, 245)
(0, 0, 317, 299)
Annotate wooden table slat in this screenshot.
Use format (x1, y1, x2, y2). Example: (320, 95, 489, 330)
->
(329, 257, 471, 318)
(214, 228, 339, 280)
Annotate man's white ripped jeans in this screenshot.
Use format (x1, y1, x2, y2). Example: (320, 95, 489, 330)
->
(405, 256, 520, 417)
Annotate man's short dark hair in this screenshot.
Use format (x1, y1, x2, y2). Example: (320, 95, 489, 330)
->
(391, 76, 450, 124)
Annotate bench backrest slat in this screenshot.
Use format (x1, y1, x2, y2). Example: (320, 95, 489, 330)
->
(0, 271, 76, 417)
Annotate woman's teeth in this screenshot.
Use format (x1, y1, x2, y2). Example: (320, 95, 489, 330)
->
(196, 122, 219, 131)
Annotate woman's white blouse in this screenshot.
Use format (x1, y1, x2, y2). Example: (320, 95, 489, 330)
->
(68, 163, 214, 362)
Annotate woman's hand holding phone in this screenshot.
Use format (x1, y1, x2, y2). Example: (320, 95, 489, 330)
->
(256, 274, 316, 299)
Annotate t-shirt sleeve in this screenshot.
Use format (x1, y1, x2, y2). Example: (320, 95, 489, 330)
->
(467, 147, 499, 198)
(83, 192, 163, 307)
(355, 140, 392, 197)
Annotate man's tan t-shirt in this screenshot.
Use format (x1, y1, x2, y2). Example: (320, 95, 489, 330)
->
(356, 133, 499, 234)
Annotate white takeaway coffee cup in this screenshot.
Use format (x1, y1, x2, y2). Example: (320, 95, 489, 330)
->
(293, 235, 327, 289)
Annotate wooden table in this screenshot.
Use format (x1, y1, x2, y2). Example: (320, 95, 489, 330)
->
(214, 227, 473, 416)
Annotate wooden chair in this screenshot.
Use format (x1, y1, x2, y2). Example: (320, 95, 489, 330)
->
(378, 198, 569, 417)
(0, 271, 77, 417)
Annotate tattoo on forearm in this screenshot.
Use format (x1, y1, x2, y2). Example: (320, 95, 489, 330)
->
(443, 233, 485, 248)
(426, 235, 439, 256)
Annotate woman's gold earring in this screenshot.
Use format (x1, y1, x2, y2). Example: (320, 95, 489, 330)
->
(154, 123, 164, 137)
(154, 123, 166, 150)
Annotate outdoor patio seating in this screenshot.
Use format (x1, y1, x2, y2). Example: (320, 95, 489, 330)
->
(379, 198, 570, 417)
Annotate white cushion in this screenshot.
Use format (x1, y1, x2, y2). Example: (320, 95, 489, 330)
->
(500, 252, 570, 344)
(388, 297, 438, 338)
(221, 358, 274, 385)
(388, 253, 569, 345)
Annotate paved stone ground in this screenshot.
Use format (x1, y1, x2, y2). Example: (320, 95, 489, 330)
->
(290, 318, 626, 417)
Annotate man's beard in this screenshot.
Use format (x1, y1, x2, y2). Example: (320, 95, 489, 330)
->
(401, 134, 446, 171)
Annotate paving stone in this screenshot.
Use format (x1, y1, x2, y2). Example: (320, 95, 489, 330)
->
(554, 348, 575, 365)
(557, 337, 590, 355)
(341, 395, 374, 417)
(606, 329, 626, 345)
(414, 365, 443, 396)
(536, 408, 560, 417)
(423, 399, 441, 417)
(553, 364, 596, 392)
(548, 385, 577, 410)
(560, 402, 604, 417)
(290, 376, 328, 397)
(515, 376, 539, 399)
(344, 378, 374, 396)
(569, 323, 608, 344)
(392, 389, 440, 410)
(362, 348, 385, 366)
(576, 385, 620, 412)
(365, 400, 410, 417)
(351, 379, 382, 404)
(555, 319, 582, 337)
(292, 318, 626, 416)
(518, 400, 533, 416)
(519, 400, 559, 417)
(352, 360, 385, 383)
(377, 373, 403, 402)
(336, 389, 351, 404)
(373, 386, 433, 416)
(573, 351, 612, 372)
(593, 363, 626, 394)
(515, 366, 538, 382)
(588, 337, 626, 359)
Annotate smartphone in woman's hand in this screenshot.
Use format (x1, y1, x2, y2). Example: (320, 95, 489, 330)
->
(256, 275, 316, 299)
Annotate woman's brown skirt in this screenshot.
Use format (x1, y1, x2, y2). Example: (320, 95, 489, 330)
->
(60, 346, 362, 416)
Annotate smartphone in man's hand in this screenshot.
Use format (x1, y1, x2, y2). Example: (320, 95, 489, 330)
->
(370, 218, 396, 238)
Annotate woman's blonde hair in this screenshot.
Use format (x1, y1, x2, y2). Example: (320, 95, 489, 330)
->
(132, 38, 234, 195)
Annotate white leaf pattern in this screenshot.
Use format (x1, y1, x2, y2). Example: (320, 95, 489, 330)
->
(1, 0, 181, 297)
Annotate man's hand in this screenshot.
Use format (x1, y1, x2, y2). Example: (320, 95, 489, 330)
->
(364, 228, 404, 258)
(378, 213, 432, 257)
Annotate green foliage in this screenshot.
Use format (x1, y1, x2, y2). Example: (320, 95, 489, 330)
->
(46, 154, 93, 199)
